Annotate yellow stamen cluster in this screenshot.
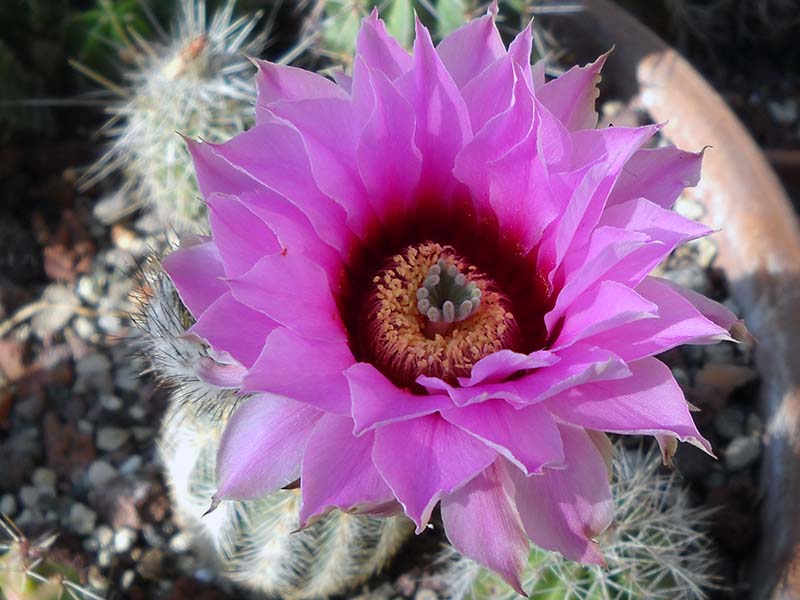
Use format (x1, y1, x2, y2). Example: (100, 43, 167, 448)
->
(365, 242, 518, 386)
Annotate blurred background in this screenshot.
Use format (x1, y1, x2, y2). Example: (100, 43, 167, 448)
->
(0, 1, 799, 599)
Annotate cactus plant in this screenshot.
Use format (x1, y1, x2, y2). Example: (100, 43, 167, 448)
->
(133, 260, 414, 600)
(300, 0, 578, 70)
(0, 515, 103, 600)
(434, 444, 718, 600)
(82, 0, 268, 232)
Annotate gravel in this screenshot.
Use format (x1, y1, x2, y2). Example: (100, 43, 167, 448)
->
(0, 493, 17, 516)
(69, 502, 98, 535)
(724, 436, 763, 471)
(96, 426, 131, 451)
(88, 460, 118, 489)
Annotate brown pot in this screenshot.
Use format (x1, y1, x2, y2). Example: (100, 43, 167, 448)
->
(539, 2, 800, 597)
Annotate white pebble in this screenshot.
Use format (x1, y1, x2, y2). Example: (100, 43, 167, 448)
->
(113, 527, 137, 553)
(19, 486, 40, 509)
(88, 460, 117, 489)
(169, 531, 193, 553)
(119, 455, 142, 476)
(94, 524, 114, 547)
(100, 394, 124, 411)
(97, 426, 131, 452)
(69, 503, 97, 535)
(0, 494, 17, 515)
(32, 468, 57, 490)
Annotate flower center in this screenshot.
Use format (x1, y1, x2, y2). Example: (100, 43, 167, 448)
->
(363, 242, 519, 387)
(416, 258, 482, 338)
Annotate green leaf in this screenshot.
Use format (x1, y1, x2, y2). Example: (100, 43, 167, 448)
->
(435, 0, 469, 37)
(385, 0, 415, 50)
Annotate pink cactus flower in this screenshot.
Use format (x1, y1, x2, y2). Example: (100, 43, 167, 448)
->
(163, 7, 740, 592)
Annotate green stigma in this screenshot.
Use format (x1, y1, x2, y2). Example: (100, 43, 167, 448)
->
(416, 258, 482, 337)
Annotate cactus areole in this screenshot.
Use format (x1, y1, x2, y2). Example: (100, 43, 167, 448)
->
(162, 5, 743, 593)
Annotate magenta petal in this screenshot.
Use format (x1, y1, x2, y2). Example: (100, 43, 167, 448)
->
(299, 414, 393, 524)
(435, 13, 505, 89)
(190, 291, 277, 367)
(607, 145, 704, 209)
(547, 357, 712, 454)
(552, 280, 657, 349)
(215, 394, 322, 500)
(584, 276, 731, 361)
(185, 138, 261, 198)
(206, 123, 352, 254)
(598, 197, 713, 285)
(207, 193, 281, 278)
(550, 125, 659, 271)
(441, 461, 529, 595)
(161, 240, 227, 317)
(373, 414, 497, 531)
(356, 11, 412, 81)
(242, 327, 354, 415)
(654, 276, 740, 332)
(345, 362, 451, 435)
(397, 19, 473, 200)
(254, 60, 346, 122)
(442, 400, 564, 475)
(457, 349, 557, 387)
(196, 356, 247, 389)
(356, 64, 422, 221)
(269, 97, 376, 239)
(237, 190, 344, 285)
(227, 252, 347, 343)
(455, 65, 533, 203)
(507, 22, 534, 86)
(536, 52, 608, 131)
(511, 424, 613, 564)
(418, 345, 630, 408)
(460, 53, 515, 133)
(547, 227, 650, 329)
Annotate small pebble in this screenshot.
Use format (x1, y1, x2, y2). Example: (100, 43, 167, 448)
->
(746, 413, 764, 436)
(73, 316, 96, 339)
(100, 394, 124, 411)
(88, 565, 108, 591)
(69, 503, 97, 535)
(713, 407, 744, 440)
(77, 276, 102, 304)
(671, 367, 690, 389)
(768, 98, 798, 124)
(94, 524, 114, 548)
(169, 531, 193, 553)
(114, 364, 139, 392)
(97, 426, 131, 452)
(88, 460, 117, 489)
(97, 549, 112, 568)
(128, 404, 147, 421)
(113, 527, 137, 554)
(32, 467, 57, 490)
(119, 455, 143, 476)
(132, 426, 154, 442)
(415, 590, 438, 600)
(0, 493, 17, 515)
(19, 485, 40, 509)
(724, 436, 762, 471)
(121, 569, 136, 592)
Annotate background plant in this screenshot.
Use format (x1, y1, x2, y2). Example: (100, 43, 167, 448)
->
(435, 444, 718, 600)
(132, 260, 413, 600)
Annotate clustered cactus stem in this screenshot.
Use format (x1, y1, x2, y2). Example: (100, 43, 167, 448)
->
(434, 444, 719, 600)
(80, 0, 270, 232)
(0, 514, 104, 600)
(132, 261, 413, 600)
